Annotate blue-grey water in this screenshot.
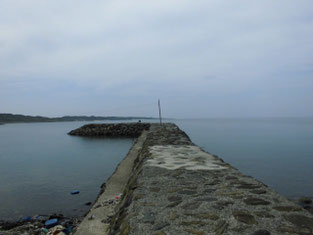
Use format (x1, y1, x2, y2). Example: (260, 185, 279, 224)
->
(0, 118, 313, 220)
(174, 118, 313, 201)
(0, 121, 134, 220)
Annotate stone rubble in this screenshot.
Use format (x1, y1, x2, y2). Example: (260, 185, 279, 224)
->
(0, 214, 80, 235)
(68, 123, 150, 137)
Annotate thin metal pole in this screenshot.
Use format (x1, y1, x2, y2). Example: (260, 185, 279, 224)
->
(158, 99, 162, 125)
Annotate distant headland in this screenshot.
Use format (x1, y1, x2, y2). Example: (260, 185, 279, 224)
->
(0, 113, 156, 124)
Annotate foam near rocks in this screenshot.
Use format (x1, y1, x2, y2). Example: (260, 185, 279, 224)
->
(147, 145, 228, 170)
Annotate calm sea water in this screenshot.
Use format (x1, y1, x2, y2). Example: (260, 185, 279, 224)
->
(0, 121, 134, 220)
(0, 118, 313, 220)
(174, 118, 313, 200)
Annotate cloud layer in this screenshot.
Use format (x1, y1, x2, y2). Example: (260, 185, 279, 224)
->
(1, 0, 313, 117)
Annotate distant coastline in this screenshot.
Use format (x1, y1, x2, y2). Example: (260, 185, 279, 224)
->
(0, 113, 156, 124)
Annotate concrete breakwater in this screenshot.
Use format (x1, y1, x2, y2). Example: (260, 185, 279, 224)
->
(73, 123, 313, 235)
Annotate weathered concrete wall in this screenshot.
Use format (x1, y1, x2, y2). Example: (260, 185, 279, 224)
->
(75, 123, 313, 235)
(74, 130, 149, 235)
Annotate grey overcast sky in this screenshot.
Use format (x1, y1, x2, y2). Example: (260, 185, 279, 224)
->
(1, 1, 313, 118)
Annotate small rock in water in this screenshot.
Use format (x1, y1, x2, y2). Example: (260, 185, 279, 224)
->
(85, 202, 92, 206)
(299, 196, 312, 205)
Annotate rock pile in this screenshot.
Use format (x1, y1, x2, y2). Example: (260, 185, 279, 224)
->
(0, 214, 80, 235)
(68, 123, 150, 138)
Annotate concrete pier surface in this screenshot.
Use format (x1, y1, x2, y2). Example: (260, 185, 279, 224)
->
(74, 123, 313, 235)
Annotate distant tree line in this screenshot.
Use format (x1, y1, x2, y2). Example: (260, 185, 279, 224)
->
(0, 113, 155, 124)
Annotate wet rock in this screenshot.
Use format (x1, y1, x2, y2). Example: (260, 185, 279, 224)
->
(185, 212, 219, 220)
(85, 202, 92, 206)
(180, 221, 206, 226)
(134, 194, 145, 201)
(185, 186, 198, 190)
(225, 176, 238, 180)
(299, 197, 312, 205)
(172, 170, 184, 177)
(167, 200, 182, 208)
(182, 202, 202, 210)
(252, 230, 271, 235)
(250, 189, 267, 194)
(253, 211, 275, 218)
(207, 180, 220, 185)
(215, 220, 228, 235)
(150, 187, 161, 192)
(153, 232, 166, 235)
(232, 210, 257, 225)
(237, 184, 261, 189)
(0, 221, 24, 230)
(178, 190, 197, 195)
(272, 206, 301, 212)
(197, 197, 217, 202)
(142, 211, 156, 224)
(167, 196, 182, 202)
(244, 198, 271, 206)
(232, 225, 248, 232)
(213, 201, 234, 210)
(277, 226, 299, 234)
(283, 214, 313, 229)
(153, 222, 170, 231)
(169, 211, 178, 220)
(305, 206, 313, 214)
(97, 182, 106, 197)
(202, 189, 216, 194)
(184, 228, 205, 235)
(167, 187, 180, 193)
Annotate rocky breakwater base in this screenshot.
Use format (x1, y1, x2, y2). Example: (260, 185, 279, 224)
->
(68, 123, 150, 137)
(71, 123, 313, 235)
(0, 214, 80, 235)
